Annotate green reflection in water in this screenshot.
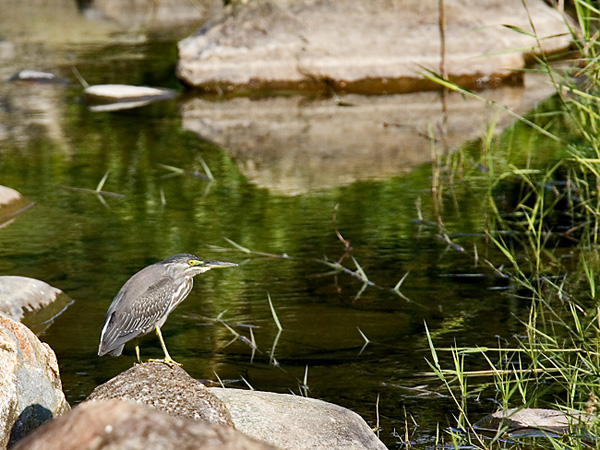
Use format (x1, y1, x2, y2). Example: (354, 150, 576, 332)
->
(0, 36, 559, 449)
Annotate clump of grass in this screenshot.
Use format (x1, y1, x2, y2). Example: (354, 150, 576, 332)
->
(421, 1, 600, 447)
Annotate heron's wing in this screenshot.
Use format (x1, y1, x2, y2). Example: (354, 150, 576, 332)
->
(99, 267, 174, 355)
(105, 263, 167, 315)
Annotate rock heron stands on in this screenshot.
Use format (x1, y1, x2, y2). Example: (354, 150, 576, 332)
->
(98, 253, 237, 366)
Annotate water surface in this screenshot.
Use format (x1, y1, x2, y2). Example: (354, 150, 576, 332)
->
(0, 6, 551, 448)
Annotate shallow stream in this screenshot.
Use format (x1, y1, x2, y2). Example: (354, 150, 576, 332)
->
(0, 4, 561, 448)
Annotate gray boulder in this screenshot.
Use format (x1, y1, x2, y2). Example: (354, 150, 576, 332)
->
(81, 0, 217, 27)
(209, 388, 387, 450)
(0, 313, 70, 448)
(0, 276, 66, 322)
(0, 185, 32, 228)
(87, 361, 234, 427)
(0, 185, 24, 207)
(474, 407, 592, 437)
(10, 399, 279, 450)
(177, 0, 572, 94)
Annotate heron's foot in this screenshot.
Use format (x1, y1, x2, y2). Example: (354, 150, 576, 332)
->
(148, 357, 182, 367)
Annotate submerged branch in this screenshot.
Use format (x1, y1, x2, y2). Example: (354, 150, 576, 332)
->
(219, 237, 424, 305)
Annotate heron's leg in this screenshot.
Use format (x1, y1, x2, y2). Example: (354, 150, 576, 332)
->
(135, 343, 141, 364)
(149, 325, 182, 367)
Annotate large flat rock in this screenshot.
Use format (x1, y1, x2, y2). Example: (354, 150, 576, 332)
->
(177, 0, 573, 93)
(81, 0, 214, 27)
(209, 388, 386, 450)
(474, 407, 592, 437)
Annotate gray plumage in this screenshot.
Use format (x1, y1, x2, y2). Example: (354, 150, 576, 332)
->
(98, 253, 237, 360)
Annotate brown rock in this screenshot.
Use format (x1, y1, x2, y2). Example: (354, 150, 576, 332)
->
(87, 361, 234, 427)
(177, 0, 572, 94)
(0, 313, 70, 448)
(11, 399, 279, 450)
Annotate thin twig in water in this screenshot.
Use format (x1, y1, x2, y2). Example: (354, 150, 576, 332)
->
(221, 238, 432, 309)
(358, 327, 370, 355)
(403, 404, 410, 449)
(483, 259, 509, 279)
(96, 171, 110, 192)
(160, 188, 166, 207)
(96, 193, 110, 210)
(224, 237, 252, 254)
(416, 196, 423, 222)
(67, 187, 124, 198)
(59, 172, 124, 199)
(223, 237, 289, 258)
(333, 203, 351, 250)
(215, 309, 229, 320)
(157, 163, 210, 180)
(198, 154, 215, 181)
(394, 272, 410, 294)
(268, 293, 283, 331)
(318, 259, 375, 286)
(241, 376, 255, 391)
(418, 366, 560, 378)
(355, 282, 369, 299)
(71, 66, 89, 88)
(219, 206, 431, 306)
(214, 371, 225, 388)
(223, 321, 258, 351)
(375, 393, 381, 438)
(300, 365, 309, 397)
(270, 329, 282, 367)
(352, 256, 369, 283)
(435, 233, 465, 252)
(332, 204, 353, 266)
(249, 326, 256, 363)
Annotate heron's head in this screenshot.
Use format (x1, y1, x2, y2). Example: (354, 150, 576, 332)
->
(162, 253, 238, 278)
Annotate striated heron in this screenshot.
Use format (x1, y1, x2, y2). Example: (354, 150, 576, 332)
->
(98, 253, 237, 366)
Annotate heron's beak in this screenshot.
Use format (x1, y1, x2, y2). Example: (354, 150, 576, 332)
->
(204, 260, 238, 269)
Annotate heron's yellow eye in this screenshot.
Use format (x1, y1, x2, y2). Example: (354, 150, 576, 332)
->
(188, 259, 202, 266)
